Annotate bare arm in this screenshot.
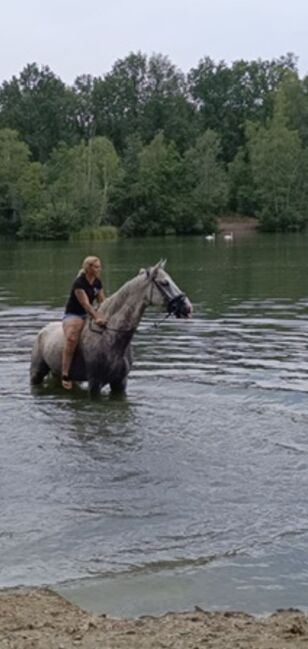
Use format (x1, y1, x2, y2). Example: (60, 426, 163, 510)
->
(96, 288, 106, 305)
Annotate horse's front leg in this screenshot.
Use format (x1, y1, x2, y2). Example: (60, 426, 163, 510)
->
(87, 362, 108, 398)
(109, 377, 127, 394)
(88, 380, 101, 398)
(109, 355, 130, 394)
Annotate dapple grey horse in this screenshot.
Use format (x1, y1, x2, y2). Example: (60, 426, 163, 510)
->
(30, 261, 192, 395)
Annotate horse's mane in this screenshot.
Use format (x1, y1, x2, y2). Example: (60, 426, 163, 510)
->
(97, 272, 146, 319)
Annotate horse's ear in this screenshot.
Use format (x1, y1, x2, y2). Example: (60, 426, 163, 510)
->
(153, 259, 167, 272)
(151, 261, 163, 278)
(139, 267, 145, 274)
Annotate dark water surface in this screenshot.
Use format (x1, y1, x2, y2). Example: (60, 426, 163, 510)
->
(1, 232, 308, 615)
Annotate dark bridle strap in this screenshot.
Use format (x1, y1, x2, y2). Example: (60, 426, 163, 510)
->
(151, 277, 186, 316)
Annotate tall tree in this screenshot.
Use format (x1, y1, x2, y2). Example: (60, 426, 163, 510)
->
(188, 54, 298, 162)
(228, 147, 256, 216)
(0, 63, 76, 161)
(178, 130, 228, 233)
(71, 74, 95, 141)
(47, 136, 121, 226)
(141, 54, 196, 151)
(247, 92, 308, 230)
(92, 52, 148, 150)
(18, 136, 121, 240)
(0, 129, 30, 233)
(119, 132, 183, 235)
(92, 52, 196, 152)
(273, 70, 308, 147)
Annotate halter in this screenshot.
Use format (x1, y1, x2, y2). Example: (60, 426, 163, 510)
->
(148, 272, 187, 318)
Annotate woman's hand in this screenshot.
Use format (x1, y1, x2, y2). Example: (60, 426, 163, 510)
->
(95, 316, 107, 328)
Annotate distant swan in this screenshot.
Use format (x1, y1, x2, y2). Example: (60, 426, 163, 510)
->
(223, 232, 233, 241)
(205, 233, 216, 241)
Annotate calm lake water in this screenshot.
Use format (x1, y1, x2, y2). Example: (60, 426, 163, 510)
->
(1, 231, 308, 616)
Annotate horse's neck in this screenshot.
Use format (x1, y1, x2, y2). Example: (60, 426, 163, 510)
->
(98, 275, 147, 328)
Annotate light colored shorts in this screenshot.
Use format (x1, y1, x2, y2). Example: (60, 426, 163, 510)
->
(62, 313, 87, 321)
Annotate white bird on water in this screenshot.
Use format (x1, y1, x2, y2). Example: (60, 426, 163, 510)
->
(223, 232, 234, 241)
(205, 233, 216, 241)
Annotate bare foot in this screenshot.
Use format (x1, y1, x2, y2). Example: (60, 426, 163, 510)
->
(62, 375, 73, 390)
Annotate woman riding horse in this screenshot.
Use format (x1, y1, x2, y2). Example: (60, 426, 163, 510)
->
(31, 261, 192, 396)
(62, 256, 107, 389)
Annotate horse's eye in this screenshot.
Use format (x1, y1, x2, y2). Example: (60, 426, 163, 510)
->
(160, 280, 169, 287)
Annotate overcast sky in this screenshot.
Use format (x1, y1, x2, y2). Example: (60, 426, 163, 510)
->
(1, 0, 307, 84)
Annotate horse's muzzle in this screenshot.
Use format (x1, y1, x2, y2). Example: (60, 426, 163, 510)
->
(168, 294, 193, 319)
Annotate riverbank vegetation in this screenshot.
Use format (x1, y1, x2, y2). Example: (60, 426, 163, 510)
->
(1, 52, 308, 239)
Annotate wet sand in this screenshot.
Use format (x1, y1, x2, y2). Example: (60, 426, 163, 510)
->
(1, 588, 308, 648)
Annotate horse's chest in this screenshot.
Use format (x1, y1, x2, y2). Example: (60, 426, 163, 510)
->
(86, 347, 127, 379)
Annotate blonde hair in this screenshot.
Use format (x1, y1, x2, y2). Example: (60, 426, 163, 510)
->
(77, 256, 101, 276)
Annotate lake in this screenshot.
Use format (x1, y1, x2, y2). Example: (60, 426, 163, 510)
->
(1, 231, 308, 617)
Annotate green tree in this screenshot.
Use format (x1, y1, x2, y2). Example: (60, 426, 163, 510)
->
(0, 129, 30, 233)
(273, 71, 308, 147)
(18, 136, 121, 239)
(109, 134, 144, 227)
(18, 161, 47, 212)
(0, 63, 77, 161)
(92, 52, 148, 150)
(120, 132, 183, 235)
(228, 147, 256, 216)
(188, 54, 298, 162)
(247, 94, 308, 230)
(48, 136, 121, 227)
(141, 53, 196, 151)
(178, 130, 228, 233)
(71, 74, 95, 141)
(92, 52, 196, 153)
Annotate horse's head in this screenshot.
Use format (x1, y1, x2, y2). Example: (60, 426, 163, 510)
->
(143, 260, 192, 318)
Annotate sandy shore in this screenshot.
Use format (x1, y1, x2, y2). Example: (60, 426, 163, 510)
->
(1, 588, 308, 648)
(218, 216, 259, 234)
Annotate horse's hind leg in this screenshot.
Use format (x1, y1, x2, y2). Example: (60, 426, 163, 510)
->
(30, 338, 50, 385)
(31, 360, 50, 384)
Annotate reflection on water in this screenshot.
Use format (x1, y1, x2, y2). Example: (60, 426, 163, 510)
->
(1, 232, 308, 613)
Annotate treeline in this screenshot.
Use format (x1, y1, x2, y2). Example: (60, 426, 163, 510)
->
(1, 52, 308, 239)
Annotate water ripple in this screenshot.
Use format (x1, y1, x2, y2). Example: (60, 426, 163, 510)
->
(1, 298, 308, 588)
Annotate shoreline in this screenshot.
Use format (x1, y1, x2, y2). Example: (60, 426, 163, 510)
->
(218, 215, 259, 234)
(1, 587, 308, 648)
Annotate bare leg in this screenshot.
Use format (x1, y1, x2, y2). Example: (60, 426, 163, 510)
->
(62, 318, 85, 389)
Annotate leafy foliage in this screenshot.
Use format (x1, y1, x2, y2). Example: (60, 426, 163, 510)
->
(0, 129, 30, 233)
(247, 95, 308, 230)
(117, 132, 183, 235)
(0, 52, 307, 238)
(0, 64, 76, 161)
